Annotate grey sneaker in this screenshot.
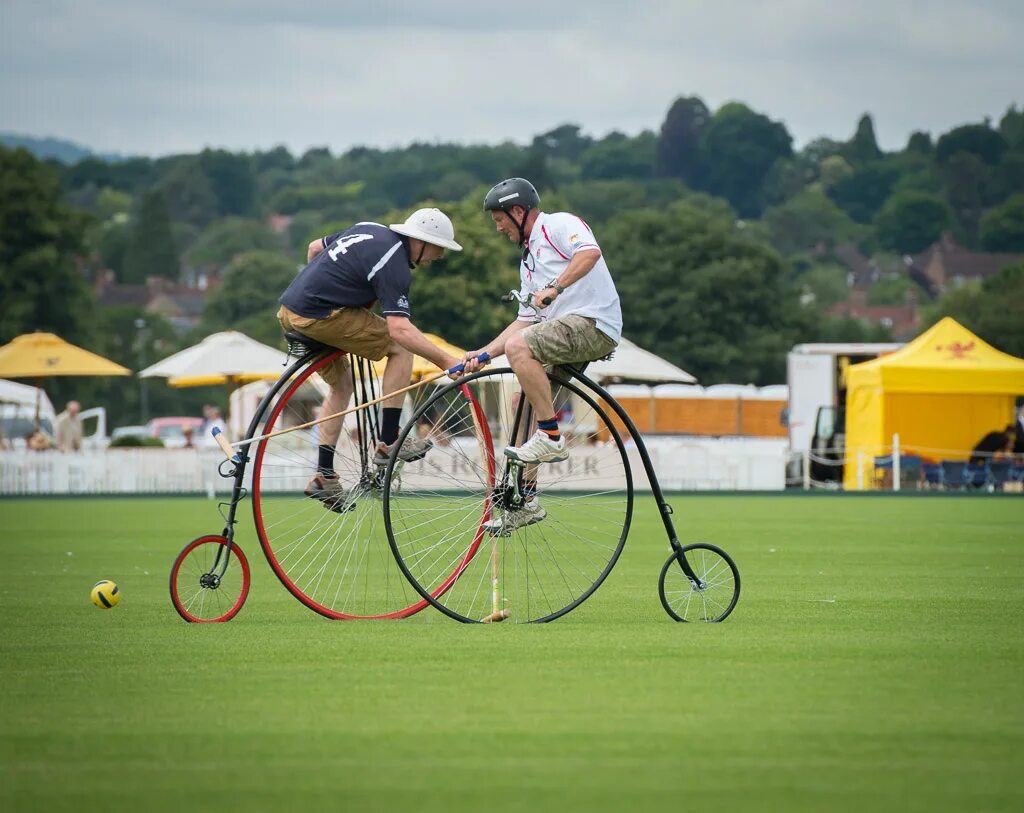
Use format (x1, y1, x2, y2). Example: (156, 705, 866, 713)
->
(304, 474, 353, 513)
(504, 430, 568, 464)
(483, 500, 547, 537)
(373, 436, 433, 467)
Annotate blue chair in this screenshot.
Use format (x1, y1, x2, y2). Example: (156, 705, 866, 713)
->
(941, 460, 966, 490)
(923, 463, 943, 490)
(899, 454, 923, 489)
(965, 461, 989, 490)
(988, 460, 1012, 491)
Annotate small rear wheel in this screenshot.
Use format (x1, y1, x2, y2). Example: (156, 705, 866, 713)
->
(658, 544, 740, 622)
(170, 535, 251, 623)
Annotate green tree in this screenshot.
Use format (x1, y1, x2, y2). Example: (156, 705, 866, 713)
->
(532, 124, 593, 163)
(600, 201, 803, 384)
(655, 95, 710, 186)
(186, 217, 283, 266)
(980, 194, 1024, 251)
(998, 105, 1024, 150)
(0, 146, 94, 343)
(699, 103, 793, 217)
(941, 152, 988, 246)
(122, 190, 180, 283)
(905, 131, 934, 155)
(923, 262, 1024, 357)
(874, 190, 951, 254)
(198, 149, 255, 216)
(935, 123, 1007, 165)
(153, 158, 218, 227)
(843, 113, 883, 165)
(201, 250, 298, 344)
(578, 131, 656, 181)
(828, 160, 903, 223)
(761, 189, 864, 256)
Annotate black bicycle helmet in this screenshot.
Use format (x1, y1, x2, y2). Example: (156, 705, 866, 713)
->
(483, 177, 540, 246)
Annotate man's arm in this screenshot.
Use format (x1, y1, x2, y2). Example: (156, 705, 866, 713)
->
(532, 248, 601, 309)
(307, 238, 326, 263)
(387, 316, 460, 373)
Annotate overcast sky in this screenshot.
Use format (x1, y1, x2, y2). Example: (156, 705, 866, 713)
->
(1, 0, 1021, 157)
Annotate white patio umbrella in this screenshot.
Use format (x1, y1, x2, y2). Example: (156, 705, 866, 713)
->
(140, 331, 290, 437)
(139, 330, 289, 388)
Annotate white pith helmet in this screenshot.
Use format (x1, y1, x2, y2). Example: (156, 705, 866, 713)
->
(389, 207, 463, 251)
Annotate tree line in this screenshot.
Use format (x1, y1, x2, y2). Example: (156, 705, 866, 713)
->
(2, 94, 1023, 426)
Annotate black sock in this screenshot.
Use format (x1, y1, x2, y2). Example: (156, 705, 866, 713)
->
(537, 417, 561, 442)
(380, 408, 402, 446)
(317, 444, 336, 476)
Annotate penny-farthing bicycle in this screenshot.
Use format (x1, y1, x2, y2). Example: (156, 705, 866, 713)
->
(169, 331, 492, 622)
(382, 291, 741, 623)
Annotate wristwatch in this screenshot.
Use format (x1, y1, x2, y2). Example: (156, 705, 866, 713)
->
(552, 282, 566, 295)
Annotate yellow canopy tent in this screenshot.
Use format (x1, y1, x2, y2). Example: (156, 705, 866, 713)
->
(844, 317, 1024, 489)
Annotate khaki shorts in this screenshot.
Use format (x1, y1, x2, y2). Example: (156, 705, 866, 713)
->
(521, 315, 617, 367)
(277, 305, 392, 387)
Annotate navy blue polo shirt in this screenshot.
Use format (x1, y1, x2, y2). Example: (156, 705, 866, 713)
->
(279, 222, 412, 319)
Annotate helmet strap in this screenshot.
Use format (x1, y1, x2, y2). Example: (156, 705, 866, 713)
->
(514, 208, 530, 247)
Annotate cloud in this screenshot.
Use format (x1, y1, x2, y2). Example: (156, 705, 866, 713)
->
(0, 0, 1021, 155)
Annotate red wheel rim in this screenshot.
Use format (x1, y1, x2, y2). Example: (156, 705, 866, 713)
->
(170, 535, 250, 623)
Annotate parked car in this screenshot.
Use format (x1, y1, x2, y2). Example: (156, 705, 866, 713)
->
(111, 425, 148, 442)
(147, 416, 203, 449)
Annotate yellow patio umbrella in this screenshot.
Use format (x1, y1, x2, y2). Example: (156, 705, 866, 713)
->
(0, 331, 130, 427)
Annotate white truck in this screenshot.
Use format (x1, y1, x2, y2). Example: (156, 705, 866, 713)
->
(0, 379, 108, 450)
(786, 342, 903, 483)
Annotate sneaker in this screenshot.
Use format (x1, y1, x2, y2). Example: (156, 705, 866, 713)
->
(304, 473, 353, 513)
(373, 436, 434, 467)
(504, 430, 568, 464)
(483, 500, 547, 536)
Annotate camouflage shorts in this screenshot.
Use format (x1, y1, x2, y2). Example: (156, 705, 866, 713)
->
(521, 315, 617, 367)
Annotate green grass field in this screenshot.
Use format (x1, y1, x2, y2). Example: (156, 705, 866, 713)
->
(1, 495, 1022, 812)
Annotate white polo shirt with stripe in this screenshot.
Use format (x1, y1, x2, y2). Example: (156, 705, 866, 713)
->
(517, 211, 622, 344)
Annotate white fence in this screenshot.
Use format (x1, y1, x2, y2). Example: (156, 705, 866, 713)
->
(0, 437, 788, 496)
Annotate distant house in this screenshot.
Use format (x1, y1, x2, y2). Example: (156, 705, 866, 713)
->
(95, 271, 221, 333)
(832, 243, 879, 290)
(828, 289, 920, 340)
(906, 232, 1024, 297)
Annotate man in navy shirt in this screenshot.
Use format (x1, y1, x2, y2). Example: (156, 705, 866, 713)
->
(278, 207, 463, 509)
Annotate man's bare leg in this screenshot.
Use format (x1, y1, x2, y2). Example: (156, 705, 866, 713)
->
(505, 331, 554, 419)
(318, 373, 356, 448)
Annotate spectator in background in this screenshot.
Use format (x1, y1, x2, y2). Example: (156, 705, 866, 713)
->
(182, 425, 195, 449)
(969, 425, 1016, 465)
(198, 405, 227, 449)
(55, 400, 83, 452)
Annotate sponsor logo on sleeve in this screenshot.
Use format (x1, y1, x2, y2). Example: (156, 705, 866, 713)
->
(397, 295, 410, 309)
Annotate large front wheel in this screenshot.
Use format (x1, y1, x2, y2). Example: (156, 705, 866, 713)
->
(384, 367, 633, 623)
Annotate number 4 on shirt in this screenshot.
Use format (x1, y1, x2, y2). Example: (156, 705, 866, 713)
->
(328, 233, 373, 261)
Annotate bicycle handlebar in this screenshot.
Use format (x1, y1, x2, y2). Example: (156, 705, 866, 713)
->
(501, 289, 552, 310)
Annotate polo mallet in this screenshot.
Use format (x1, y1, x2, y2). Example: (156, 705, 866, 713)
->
(210, 353, 491, 460)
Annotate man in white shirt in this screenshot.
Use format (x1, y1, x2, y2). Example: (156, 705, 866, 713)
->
(465, 178, 622, 532)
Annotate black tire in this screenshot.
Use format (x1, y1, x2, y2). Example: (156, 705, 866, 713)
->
(384, 366, 633, 623)
(658, 543, 740, 622)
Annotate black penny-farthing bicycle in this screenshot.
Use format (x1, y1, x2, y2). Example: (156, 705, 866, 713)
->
(381, 291, 742, 624)
(169, 331, 492, 622)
